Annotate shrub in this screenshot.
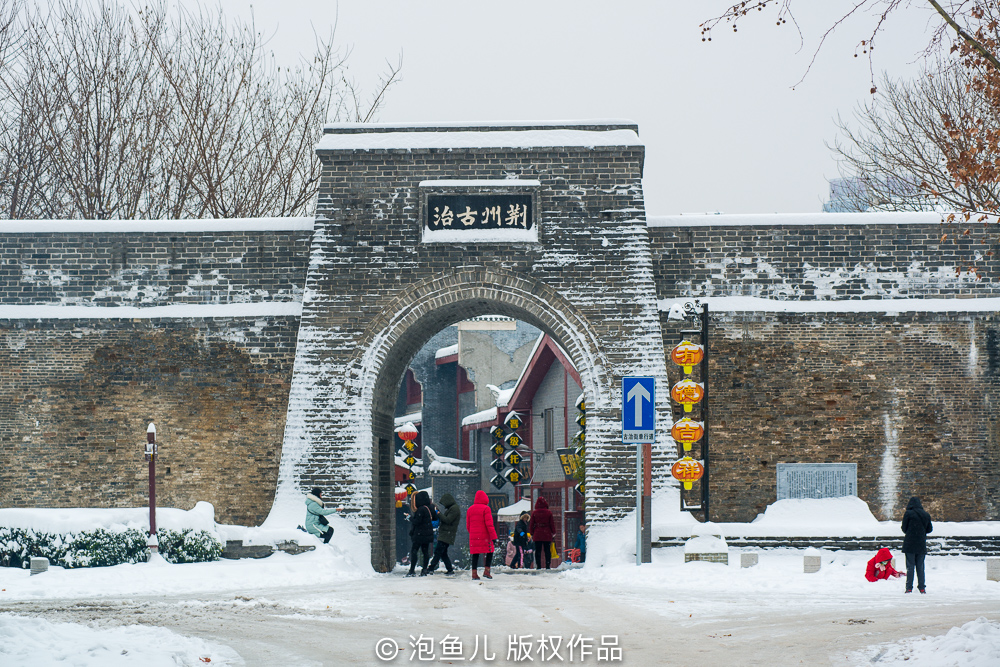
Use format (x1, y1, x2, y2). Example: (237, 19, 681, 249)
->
(0, 526, 222, 568)
(158, 529, 223, 564)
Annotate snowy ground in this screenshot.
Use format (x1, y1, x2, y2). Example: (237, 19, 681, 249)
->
(2, 495, 999, 665)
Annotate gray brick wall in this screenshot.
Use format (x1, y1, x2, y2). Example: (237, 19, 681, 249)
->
(0, 230, 311, 306)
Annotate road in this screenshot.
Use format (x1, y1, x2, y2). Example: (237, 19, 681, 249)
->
(2, 568, 996, 665)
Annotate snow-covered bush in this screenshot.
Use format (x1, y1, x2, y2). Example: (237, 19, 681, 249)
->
(63, 528, 148, 568)
(157, 529, 223, 564)
(0, 526, 222, 568)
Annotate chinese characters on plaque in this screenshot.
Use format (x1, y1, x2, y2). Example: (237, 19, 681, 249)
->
(427, 194, 533, 232)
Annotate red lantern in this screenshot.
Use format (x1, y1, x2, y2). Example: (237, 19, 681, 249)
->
(396, 422, 419, 442)
(670, 340, 705, 374)
(671, 456, 704, 490)
(670, 379, 704, 412)
(670, 418, 704, 452)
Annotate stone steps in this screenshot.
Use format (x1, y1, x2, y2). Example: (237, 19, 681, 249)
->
(652, 536, 1000, 557)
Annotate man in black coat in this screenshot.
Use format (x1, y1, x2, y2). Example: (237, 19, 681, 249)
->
(900, 496, 933, 593)
(427, 493, 460, 575)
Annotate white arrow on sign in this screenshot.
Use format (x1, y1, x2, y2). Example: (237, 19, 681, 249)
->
(627, 382, 651, 427)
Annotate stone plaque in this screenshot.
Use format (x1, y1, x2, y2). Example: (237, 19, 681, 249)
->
(427, 193, 532, 229)
(419, 180, 540, 243)
(776, 463, 857, 500)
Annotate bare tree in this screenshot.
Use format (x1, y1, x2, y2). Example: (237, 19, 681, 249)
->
(0, 1, 400, 220)
(832, 65, 1000, 217)
(703, 1, 1000, 272)
(701, 2, 999, 89)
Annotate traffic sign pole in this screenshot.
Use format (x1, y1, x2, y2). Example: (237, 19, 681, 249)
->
(622, 376, 655, 566)
(635, 442, 642, 566)
(642, 441, 652, 563)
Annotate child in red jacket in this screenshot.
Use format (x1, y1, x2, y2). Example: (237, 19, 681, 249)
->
(865, 547, 902, 582)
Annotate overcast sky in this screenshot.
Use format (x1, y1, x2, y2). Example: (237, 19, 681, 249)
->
(221, 1, 937, 215)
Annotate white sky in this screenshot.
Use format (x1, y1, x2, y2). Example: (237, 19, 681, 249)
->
(220, 1, 937, 215)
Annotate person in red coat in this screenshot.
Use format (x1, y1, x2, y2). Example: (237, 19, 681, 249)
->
(466, 490, 498, 580)
(865, 547, 902, 582)
(529, 496, 556, 570)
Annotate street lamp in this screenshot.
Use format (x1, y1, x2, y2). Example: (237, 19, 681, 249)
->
(145, 423, 159, 560)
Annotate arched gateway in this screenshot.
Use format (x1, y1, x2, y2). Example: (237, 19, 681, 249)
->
(271, 122, 672, 571)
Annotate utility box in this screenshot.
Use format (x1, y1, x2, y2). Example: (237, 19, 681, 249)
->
(803, 554, 822, 573)
(741, 552, 759, 568)
(30, 557, 49, 575)
(987, 557, 1000, 582)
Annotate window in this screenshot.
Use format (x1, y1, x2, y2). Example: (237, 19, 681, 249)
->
(544, 408, 555, 453)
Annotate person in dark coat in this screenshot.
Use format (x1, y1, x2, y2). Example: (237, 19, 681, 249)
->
(900, 496, 933, 593)
(529, 496, 556, 570)
(427, 493, 460, 575)
(407, 490, 437, 577)
(510, 511, 531, 569)
(466, 490, 498, 580)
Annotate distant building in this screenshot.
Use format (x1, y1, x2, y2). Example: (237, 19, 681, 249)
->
(393, 319, 584, 565)
(823, 176, 926, 212)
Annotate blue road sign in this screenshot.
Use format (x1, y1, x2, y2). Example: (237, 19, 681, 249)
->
(622, 376, 655, 443)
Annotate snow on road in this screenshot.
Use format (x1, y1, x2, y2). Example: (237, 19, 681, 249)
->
(2, 547, 999, 666)
(2, 495, 999, 664)
(0, 614, 244, 666)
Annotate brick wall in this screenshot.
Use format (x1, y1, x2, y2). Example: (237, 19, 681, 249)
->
(1, 229, 310, 305)
(0, 226, 311, 525)
(0, 316, 299, 525)
(649, 218, 1000, 300)
(651, 220, 1000, 523)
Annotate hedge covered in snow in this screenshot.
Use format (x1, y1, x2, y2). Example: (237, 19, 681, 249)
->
(0, 527, 223, 568)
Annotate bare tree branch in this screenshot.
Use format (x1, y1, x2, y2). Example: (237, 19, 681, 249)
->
(0, 0, 401, 220)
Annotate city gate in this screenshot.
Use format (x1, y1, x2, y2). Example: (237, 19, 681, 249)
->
(273, 122, 672, 571)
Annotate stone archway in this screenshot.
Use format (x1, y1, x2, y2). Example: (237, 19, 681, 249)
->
(270, 122, 671, 571)
(359, 270, 609, 570)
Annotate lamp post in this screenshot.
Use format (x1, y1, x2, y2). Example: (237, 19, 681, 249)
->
(145, 423, 158, 560)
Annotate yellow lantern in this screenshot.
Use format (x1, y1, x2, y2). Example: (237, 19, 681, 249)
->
(670, 340, 705, 374)
(670, 418, 704, 452)
(670, 456, 704, 490)
(670, 379, 704, 412)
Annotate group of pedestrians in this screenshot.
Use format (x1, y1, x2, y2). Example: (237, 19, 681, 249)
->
(403, 491, 578, 579)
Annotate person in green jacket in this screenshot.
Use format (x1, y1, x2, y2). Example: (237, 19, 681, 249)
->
(426, 493, 460, 575)
(305, 487, 340, 543)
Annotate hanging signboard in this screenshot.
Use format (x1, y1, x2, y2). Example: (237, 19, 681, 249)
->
(556, 447, 582, 481)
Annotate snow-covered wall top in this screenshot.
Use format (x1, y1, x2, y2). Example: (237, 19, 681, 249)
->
(0, 218, 314, 233)
(648, 214, 1000, 300)
(0, 226, 313, 309)
(316, 121, 642, 151)
(647, 212, 941, 227)
(324, 119, 638, 132)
